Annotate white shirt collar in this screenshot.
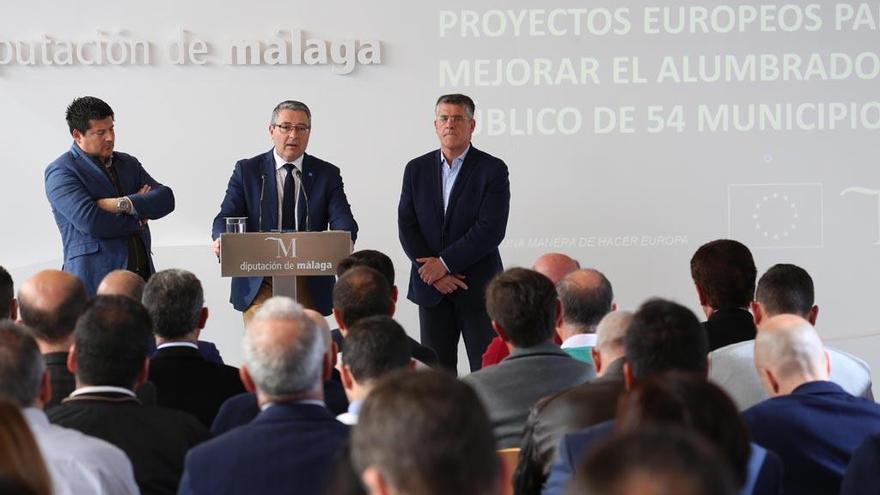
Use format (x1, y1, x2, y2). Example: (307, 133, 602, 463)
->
(273, 149, 304, 171)
(156, 342, 199, 350)
(70, 386, 136, 398)
(561, 333, 598, 349)
(440, 143, 470, 168)
(260, 399, 325, 411)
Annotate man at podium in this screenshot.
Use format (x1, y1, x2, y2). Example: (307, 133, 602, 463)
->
(212, 100, 358, 322)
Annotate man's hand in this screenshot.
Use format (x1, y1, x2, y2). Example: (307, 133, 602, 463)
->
(432, 274, 468, 294)
(212, 238, 221, 258)
(137, 184, 151, 195)
(416, 257, 449, 285)
(96, 198, 117, 213)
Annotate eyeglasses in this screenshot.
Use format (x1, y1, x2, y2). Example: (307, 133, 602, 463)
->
(436, 115, 470, 124)
(273, 123, 311, 135)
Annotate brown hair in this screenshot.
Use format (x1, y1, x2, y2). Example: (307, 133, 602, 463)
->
(0, 400, 52, 495)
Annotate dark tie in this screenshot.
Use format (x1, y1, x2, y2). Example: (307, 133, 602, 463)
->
(282, 163, 296, 231)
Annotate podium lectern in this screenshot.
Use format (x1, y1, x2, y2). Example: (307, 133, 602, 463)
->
(219, 231, 352, 302)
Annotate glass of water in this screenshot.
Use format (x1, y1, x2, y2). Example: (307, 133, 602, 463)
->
(225, 217, 248, 234)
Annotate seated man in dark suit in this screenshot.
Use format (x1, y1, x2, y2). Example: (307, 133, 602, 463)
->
(744, 314, 880, 495)
(842, 432, 880, 495)
(180, 296, 349, 495)
(48, 295, 211, 495)
(334, 253, 438, 366)
(143, 269, 245, 427)
(0, 265, 15, 320)
(515, 310, 633, 494)
(543, 298, 710, 495)
(690, 239, 757, 351)
(352, 370, 500, 495)
(462, 268, 594, 449)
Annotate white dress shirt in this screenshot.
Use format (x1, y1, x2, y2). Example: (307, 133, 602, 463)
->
(273, 150, 303, 230)
(23, 407, 140, 495)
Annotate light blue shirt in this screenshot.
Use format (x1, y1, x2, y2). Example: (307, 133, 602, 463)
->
(441, 145, 470, 212)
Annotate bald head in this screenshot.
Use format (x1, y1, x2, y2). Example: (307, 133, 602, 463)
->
(97, 270, 145, 301)
(557, 269, 614, 339)
(532, 253, 580, 284)
(754, 314, 829, 396)
(592, 311, 633, 377)
(18, 270, 87, 347)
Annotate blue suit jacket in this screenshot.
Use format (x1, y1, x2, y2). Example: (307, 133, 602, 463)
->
(44, 144, 175, 295)
(212, 150, 358, 313)
(841, 432, 880, 495)
(179, 402, 349, 495)
(398, 146, 509, 308)
(744, 381, 880, 495)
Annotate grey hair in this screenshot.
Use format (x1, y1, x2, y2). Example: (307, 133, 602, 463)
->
(595, 310, 634, 352)
(435, 94, 475, 119)
(271, 100, 311, 126)
(244, 297, 325, 397)
(0, 321, 45, 407)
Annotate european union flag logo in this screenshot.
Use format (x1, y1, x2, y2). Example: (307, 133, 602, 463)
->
(728, 183, 823, 248)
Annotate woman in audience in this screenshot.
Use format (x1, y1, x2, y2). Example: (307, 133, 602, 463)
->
(0, 400, 52, 495)
(614, 372, 782, 495)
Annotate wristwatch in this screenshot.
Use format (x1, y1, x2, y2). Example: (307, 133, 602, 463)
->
(116, 197, 132, 214)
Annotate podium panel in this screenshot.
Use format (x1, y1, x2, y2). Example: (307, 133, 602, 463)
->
(220, 231, 352, 278)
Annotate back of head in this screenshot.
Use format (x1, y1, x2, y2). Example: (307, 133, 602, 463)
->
(244, 297, 325, 398)
(352, 370, 499, 495)
(142, 269, 204, 340)
(625, 299, 708, 380)
(572, 427, 737, 495)
(754, 314, 828, 388)
(615, 372, 750, 487)
(0, 266, 12, 320)
(755, 264, 814, 318)
(333, 266, 392, 328)
(74, 295, 152, 389)
(342, 316, 411, 383)
(96, 270, 146, 301)
(690, 239, 756, 309)
(557, 269, 614, 333)
(532, 252, 580, 284)
(66, 96, 113, 134)
(596, 311, 633, 354)
(0, 400, 52, 495)
(337, 250, 395, 285)
(17, 270, 88, 345)
(486, 267, 557, 347)
(0, 322, 44, 408)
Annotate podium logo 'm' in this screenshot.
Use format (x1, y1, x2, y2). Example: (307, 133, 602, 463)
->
(265, 237, 297, 258)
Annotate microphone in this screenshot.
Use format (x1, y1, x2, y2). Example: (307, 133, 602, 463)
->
(258, 173, 266, 232)
(295, 169, 310, 231)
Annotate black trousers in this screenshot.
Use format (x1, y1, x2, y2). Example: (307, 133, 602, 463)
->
(419, 297, 494, 374)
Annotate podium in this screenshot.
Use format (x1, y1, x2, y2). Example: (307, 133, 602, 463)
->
(219, 231, 352, 302)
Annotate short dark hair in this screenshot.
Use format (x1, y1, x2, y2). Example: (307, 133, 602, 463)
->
(0, 266, 12, 320)
(486, 268, 557, 347)
(690, 239, 756, 309)
(352, 370, 499, 495)
(66, 96, 114, 135)
(557, 269, 614, 332)
(142, 269, 204, 340)
(0, 322, 44, 407)
(755, 264, 814, 317)
(436, 94, 475, 118)
(342, 316, 411, 383)
(337, 250, 395, 284)
(615, 372, 750, 487)
(333, 267, 392, 328)
(625, 299, 708, 380)
(18, 277, 87, 344)
(74, 296, 152, 389)
(572, 428, 737, 495)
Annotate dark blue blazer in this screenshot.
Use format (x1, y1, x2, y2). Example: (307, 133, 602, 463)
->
(179, 402, 349, 495)
(841, 432, 880, 495)
(744, 381, 880, 495)
(212, 150, 358, 313)
(45, 144, 175, 295)
(398, 146, 509, 309)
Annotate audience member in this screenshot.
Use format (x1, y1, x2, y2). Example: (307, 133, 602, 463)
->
(334, 252, 438, 366)
(463, 268, 594, 448)
(338, 315, 414, 424)
(841, 432, 880, 495)
(17, 270, 88, 408)
(543, 298, 709, 495)
(690, 239, 757, 350)
(570, 428, 738, 495)
(555, 269, 615, 363)
(0, 321, 138, 495)
(743, 314, 880, 495)
(710, 263, 873, 409)
(481, 253, 577, 367)
(352, 370, 500, 495)
(0, 400, 52, 495)
(515, 310, 633, 494)
(179, 297, 348, 495)
(48, 295, 210, 495)
(143, 269, 245, 426)
(211, 308, 348, 434)
(0, 265, 15, 320)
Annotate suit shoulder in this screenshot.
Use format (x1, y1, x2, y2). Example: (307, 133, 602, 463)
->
(468, 146, 508, 169)
(112, 151, 139, 164)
